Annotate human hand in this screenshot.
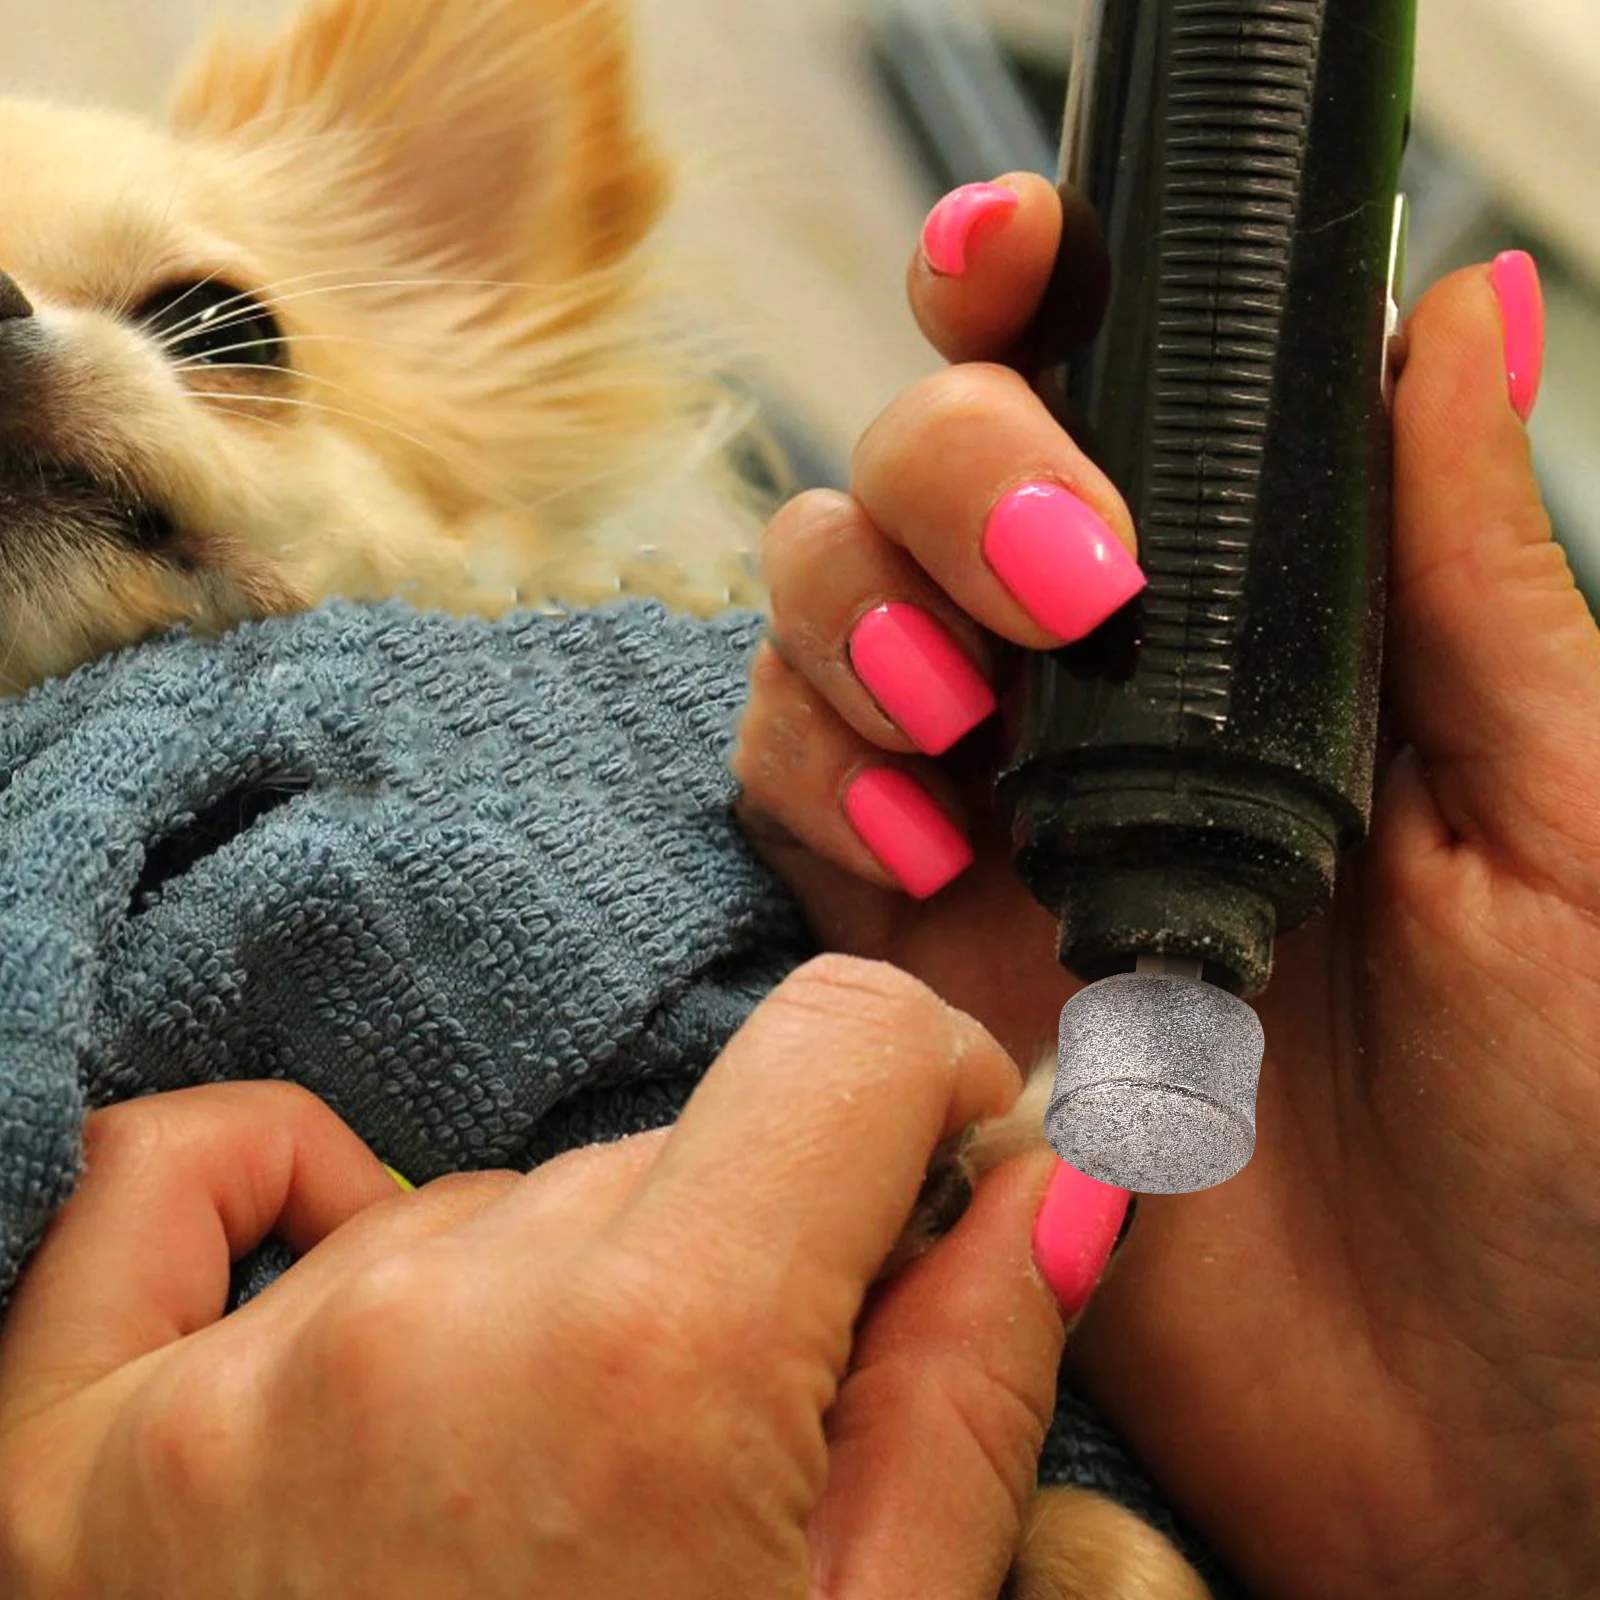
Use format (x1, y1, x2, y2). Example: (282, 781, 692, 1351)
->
(735, 175, 1138, 1068)
(0, 958, 1075, 1600)
(736, 173, 1600, 1598)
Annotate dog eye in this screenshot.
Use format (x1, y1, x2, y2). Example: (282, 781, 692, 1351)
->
(133, 280, 286, 370)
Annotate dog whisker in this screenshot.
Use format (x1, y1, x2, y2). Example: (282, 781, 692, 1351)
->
(147, 272, 632, 359)
(167, 331, 489, 371)
(191, 359, 534, 489)
(190, 389, 535, 510)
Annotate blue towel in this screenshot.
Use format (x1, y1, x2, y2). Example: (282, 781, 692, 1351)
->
(0, 598, 1233, 1588)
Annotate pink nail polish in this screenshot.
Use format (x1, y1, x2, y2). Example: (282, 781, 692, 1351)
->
(848, 604, 997, 756)
(843, 768, 973, 900)
(984, 483, 1145, 642)
(1489, 250, 1545, 423)
(919, 182, 1020, 277)
(1032, 1160, 1130, 1319)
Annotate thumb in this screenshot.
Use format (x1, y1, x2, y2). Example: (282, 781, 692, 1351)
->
(806, 1149, 1068, 1599)
(1389, 254, 1600, 879)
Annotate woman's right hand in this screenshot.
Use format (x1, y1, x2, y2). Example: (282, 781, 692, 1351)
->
(0, 957, 1073, 1600)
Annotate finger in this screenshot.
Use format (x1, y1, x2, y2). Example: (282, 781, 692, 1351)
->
(809, 1150, 1065, 1599)
(763, 489, 999, 758)
(1389, 256, 1600, 886)
(733, 640, 975, 900)
(909, 172, 1064, 366)
(610, 957, 1024, 1325)
(851, 363, 1142, 651)
(0, 1083, 398, 1416)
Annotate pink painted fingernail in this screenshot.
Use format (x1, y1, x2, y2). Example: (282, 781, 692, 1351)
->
(919, 182, 1020, 277)
(844, 767, 973, 899)
(984, 483, 1145, 642)
(848, 603, 997, 756)
(1032, 1160, 1130, 1319)
(1490, 250, 1545, 423)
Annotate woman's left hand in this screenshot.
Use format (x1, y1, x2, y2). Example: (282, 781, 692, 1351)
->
(735, 172, 1600, 1600)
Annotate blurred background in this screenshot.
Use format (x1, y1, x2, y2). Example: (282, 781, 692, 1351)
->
(6, 0, 1597, 609)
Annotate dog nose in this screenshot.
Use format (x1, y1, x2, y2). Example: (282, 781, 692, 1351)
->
(0, 271, 33, 323)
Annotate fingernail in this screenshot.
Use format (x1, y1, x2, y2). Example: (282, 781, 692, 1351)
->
(844, 767, 974, 899)
(383, 1164, 415, 1192)
(984, 483, 1145, 642)
(1031, 1159, 1130, 1318)
(1489, 250, 1545, 423)
(919, 182, 1020, 277)
(848, 603, 997, 756)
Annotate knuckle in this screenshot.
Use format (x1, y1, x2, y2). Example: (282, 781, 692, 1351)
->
(851, 363, 1034, 498)
(731, 654, 820, 797)
(894, 363, 1029, 450)
(848, 392, 897, 478)
(762, 489, 863, 595)
(223, 1078, 327, 1118)
(861, 1352, 1047, 1513)
(81, 1096, 175, 1174)
(408, 1169, 519, 1219)
(765, 486, 856, 546)
(83, 1081, 336, 1174)
(215, 1080, 341, 1156)
(946, 1359, 1056, 1508)
(743, 637, 793, 699)
(299, 1254, 461, 1406)
(920, 360, 1029, 418)
(775, 953, 950, 1041)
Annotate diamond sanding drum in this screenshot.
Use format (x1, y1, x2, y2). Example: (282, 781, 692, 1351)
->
(1047, 973, 1266, 1194)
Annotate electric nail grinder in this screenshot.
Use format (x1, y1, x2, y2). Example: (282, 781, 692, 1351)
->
(998, 0, 1416, 1194)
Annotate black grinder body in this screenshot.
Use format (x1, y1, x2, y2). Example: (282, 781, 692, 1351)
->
(998, 0, 1416, 998)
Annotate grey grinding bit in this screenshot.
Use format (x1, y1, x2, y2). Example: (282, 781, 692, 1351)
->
(1046, 972, 1265, 1194)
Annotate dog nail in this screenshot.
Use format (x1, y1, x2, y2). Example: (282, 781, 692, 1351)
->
(1489, 250, 1545, 423)
(919, 182, 1020, 277)
(914, 1150, 975, 1241)
(984, 483, 1145, 642)
(1032, 1159, 1130, 1318)
(843, 767, 973, 899)
(848, 603, 996, 755)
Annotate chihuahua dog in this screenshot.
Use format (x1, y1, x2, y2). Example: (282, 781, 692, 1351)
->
(0, 0, 771, 694)
(0, 0, 1206, 1594)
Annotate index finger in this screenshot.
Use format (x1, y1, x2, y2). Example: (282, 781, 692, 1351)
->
(909, 170, 1063, 366)
(0, 1082, 398, 1430)
(613, 955, 1022, 1310)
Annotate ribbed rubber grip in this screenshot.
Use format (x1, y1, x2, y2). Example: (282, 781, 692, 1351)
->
(999, 0, 1414, 995)
(1143, 1, 1322, 723)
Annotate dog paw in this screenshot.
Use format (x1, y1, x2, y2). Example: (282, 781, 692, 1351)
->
(877, 1054, 1058, 1282)
(1004, 1488, 1214, 1600)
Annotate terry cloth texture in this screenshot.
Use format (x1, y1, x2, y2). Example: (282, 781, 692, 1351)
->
(0, 599, 1235, 1590)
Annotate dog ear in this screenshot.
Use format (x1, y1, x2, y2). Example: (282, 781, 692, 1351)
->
(167, 0, 669, 283)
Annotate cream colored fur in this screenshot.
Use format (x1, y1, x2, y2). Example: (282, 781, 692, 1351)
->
(0, 0, 773, 693)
